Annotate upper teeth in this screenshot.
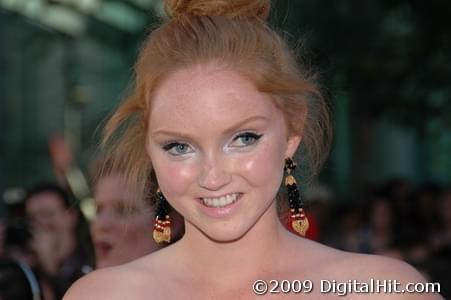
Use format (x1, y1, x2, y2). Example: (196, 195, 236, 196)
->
(202, 193, 239, 208)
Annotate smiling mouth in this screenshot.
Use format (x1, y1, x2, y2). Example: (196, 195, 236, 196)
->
(200, 193, 242, 208)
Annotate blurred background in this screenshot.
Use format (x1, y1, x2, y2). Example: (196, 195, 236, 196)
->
(0, 0, 450, 298)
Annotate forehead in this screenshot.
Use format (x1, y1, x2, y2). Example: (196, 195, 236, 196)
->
(149, 64, 277, 132)
(95, 175, 138, 203)
(26, 192, 64, 210)
(96, 175, 126, 192)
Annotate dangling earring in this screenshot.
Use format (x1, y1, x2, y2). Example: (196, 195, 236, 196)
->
(284, 157, 309, 236)
(153, 188, 171, 243)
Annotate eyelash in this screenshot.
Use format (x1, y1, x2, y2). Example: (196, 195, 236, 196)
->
(161, 131, 263, 156)
(232, 132, 263, 146)
(162, 142, 191, 154)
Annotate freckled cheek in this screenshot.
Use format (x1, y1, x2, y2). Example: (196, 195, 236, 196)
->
(156, 161, 199, 198)
(148, 147, 199, 198)
(238, 142, 285, 188)
(121, 217, 152, 241)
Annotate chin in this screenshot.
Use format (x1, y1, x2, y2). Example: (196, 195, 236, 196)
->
(197, 221, 255, 243)
(96, 260, 110, 269)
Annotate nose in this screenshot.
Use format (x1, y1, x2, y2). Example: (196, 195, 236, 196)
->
(198, 153, 232, 191)
(92, 210, 114, 233)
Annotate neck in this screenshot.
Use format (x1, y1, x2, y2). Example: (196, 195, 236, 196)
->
(174, 200, 292, 286)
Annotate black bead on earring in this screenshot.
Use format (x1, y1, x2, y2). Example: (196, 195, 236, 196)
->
(284, 158, 309, 236)
(153, 188, 171, 243)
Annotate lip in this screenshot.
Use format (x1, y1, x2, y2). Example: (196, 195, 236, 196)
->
(199, 192, 240, 199)
(197, 193, 243, 218)
(95, 241, 114, 258)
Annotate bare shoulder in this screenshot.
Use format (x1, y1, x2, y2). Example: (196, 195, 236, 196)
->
(299, 239, 423, 279)
(290, 239, 443, 299)
(346, 253, 442, 299)
(63, 256, 160, 300)
(64, 267, 121, 300)
(319, 245, 443, 299)
(330, 251, 418, 277)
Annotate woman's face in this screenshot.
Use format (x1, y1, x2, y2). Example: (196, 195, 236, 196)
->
(91, 175, 161, 269)
(146, 64, 301, 242)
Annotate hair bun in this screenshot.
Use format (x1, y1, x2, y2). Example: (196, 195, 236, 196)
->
(165, 0, 270, 20)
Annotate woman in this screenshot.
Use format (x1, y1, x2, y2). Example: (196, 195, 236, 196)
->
(91, 165, 184, 269)
(66, 0, 442, 298)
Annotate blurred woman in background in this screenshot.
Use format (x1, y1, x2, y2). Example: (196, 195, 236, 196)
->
(90, 158, 183, 269)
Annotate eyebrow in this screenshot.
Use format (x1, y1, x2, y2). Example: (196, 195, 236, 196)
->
(151, 115, 269, 139)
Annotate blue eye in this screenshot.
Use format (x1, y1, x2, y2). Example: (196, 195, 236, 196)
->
(231, 132, 263, 147)
(162, 142, 193, 156)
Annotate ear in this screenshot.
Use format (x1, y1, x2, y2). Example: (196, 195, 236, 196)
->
(285, 106, 307, 158)
(285, 134, 302, 159)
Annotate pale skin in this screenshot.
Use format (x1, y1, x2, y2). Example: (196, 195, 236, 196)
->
(91, 175, 162, 269)
(26, 192, 77, 275)
(65, 63, 443, 299)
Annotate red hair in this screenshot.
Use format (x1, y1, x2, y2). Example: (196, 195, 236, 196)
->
(101, 0, 332, 203)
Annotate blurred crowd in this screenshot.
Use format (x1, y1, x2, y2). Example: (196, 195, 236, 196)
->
(1, 183, 93, 300)
(0, 158, 184, 300)
(309, 178, 451, 297)
(1, 174, 450, 299)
